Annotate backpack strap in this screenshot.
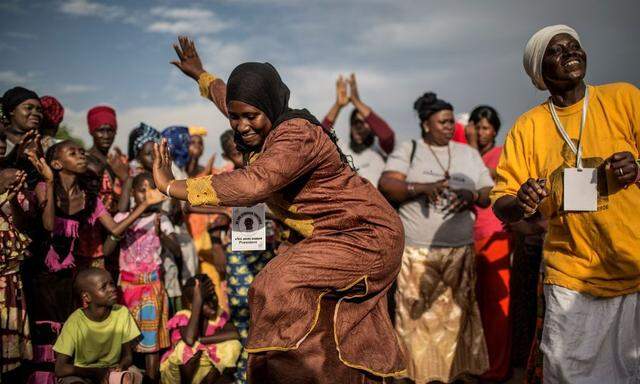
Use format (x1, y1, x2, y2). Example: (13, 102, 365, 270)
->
(409, 139, 417, 166)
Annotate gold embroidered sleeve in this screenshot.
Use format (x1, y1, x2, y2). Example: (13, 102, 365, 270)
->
(198, 72, 217, 99)
(186, 175, 219, 206)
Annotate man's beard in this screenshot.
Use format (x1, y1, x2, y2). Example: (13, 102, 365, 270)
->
(349, 133, 375, 154)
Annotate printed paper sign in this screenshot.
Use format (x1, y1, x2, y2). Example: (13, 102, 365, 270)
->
(231, 204, 266, 251)
(564, 168, 597, 212)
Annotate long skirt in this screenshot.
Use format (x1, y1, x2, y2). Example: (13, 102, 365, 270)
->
(245, 233, 406, 383)
(475, 232, 512, 381)
(395, 245, 489, 383)
(0, 273, 32, 374)
(120, 270, 170, 353)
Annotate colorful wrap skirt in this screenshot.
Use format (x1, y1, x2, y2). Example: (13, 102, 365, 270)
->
(120, 270, 169, 353)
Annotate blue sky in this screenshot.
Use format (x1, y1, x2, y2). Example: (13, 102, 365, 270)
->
(2, 0, 639, 161)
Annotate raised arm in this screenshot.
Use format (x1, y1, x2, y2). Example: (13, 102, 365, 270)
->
(171, 35, 228, 117)
(322, 76, 350, 131)
(348, 73, 395, 154)
(28, 153, 55, 231)
(98, 189, 167, 236)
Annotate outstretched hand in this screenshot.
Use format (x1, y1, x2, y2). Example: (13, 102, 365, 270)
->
(171, 35, 205, 81)
(26, 151, 54, 182)
(152, 139, 176, 194)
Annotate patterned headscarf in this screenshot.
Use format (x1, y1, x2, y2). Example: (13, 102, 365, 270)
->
(162, 126, 191, 169)
(128, 122, 160, 160)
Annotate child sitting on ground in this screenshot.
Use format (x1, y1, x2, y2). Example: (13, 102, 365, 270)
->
(53, 267, 143, 384)
(103, 172, 178, 383)
(160, 274, 241, 384)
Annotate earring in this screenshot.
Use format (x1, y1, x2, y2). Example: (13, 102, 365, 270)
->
(82, 297, 89, 309)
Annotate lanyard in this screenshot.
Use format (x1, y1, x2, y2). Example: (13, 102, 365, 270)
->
(548, 86, 589, 170)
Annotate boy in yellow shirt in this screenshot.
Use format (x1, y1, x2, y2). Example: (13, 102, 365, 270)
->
(492, 25, 640, 382)
(53, 268, 143, 384)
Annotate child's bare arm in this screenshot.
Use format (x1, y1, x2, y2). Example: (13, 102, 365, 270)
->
(179, 280, 204, 346)
(198, 321, 240, 344)
(117, 177, 133, 213)
(54, 352, 109, 382)
(99, 189, 166, 236)
(34, 178, 56, 232)
(102, 235, 119, 257)
(117, 341, 134, 370)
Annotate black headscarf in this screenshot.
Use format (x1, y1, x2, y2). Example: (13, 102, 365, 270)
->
(1, 86, 39, 117)
(225, 62, 352, 168)
(226, 62, 320, 129)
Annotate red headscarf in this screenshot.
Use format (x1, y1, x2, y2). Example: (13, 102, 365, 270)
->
(87, 105, 117, 133)
(40, 96, 65, 131)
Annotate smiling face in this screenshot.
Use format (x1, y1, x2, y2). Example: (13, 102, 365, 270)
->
(51, 141, 88, 174)
(227, 100, 273, 150)
(541, 33, 587, 90)
(91, 124, 116, 153)
(10, 98, 42, 133)
(423, 109, 455, 145)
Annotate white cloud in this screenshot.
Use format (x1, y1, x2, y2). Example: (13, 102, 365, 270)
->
(59, 0, 137, 23)
(59, 84, 99, 94)
(0, 70, 28, 84)
(60, 0, 122, 18)
(5, 31, 37, 40)
(147, 7, 231, 35)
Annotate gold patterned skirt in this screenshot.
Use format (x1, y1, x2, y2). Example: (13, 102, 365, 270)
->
(395, 245, 489, 383)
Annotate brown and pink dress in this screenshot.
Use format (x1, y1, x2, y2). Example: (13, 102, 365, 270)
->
(184, 65, 406, 383)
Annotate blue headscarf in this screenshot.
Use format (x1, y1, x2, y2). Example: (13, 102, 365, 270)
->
(162, 126, 191, 169)
(128, 122, 161, 160)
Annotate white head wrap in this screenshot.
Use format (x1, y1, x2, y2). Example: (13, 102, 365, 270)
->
(523, 25, 581, 90)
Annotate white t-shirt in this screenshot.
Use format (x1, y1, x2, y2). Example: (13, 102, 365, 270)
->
(342, 140, 387, 187)
(384, 140, 493, 248)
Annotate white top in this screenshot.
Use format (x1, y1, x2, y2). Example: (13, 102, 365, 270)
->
(342, 140, 387, 187)
(385, 140, 494, 248)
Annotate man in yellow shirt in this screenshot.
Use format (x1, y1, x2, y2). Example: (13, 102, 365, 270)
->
(492, 25, 640, 382)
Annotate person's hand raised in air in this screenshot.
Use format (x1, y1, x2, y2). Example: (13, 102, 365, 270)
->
(171, 35, 205, 81)
(335, 75, 349, 108)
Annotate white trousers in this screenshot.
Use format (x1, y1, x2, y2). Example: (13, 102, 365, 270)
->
(541, 285, 640, 384)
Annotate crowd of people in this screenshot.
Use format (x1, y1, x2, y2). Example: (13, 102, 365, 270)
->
(0, 23, 638, 384)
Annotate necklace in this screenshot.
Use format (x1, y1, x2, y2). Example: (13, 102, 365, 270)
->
(425, 141, 451, 179)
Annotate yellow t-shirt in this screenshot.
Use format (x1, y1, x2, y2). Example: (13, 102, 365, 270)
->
(491, 83, 640, 297)
(53, 305, 140, 368)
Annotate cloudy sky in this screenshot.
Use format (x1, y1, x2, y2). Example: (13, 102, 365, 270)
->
(1, 0, 639, 161)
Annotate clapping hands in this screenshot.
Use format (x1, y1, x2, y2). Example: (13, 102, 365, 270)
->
(334, 73, 361, 108)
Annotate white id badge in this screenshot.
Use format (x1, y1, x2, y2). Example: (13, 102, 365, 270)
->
(231, 204, 266, 251)
(563, 168, 597, 211)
